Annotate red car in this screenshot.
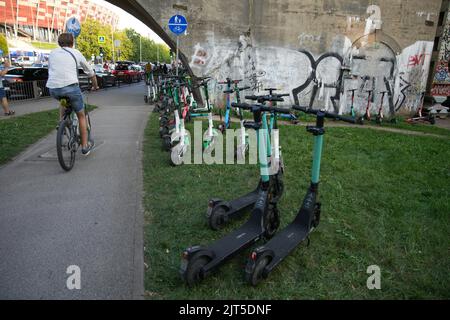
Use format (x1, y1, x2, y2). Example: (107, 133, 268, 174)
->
(112, 64, 141, 83)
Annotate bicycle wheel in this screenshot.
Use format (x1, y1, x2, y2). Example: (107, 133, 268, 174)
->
(56, 119, 76, 171)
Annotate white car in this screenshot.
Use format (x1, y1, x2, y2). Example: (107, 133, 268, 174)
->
(15, 56, 38, 67)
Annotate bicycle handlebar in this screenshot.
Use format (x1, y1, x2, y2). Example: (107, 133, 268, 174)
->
(292, 105, 357, 124)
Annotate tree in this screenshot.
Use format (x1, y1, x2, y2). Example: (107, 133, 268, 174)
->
(77, 18, 132, 62)
(124, 28, 171, 63)
(75, 19, 168, 64)
(0, 33, 9, 56)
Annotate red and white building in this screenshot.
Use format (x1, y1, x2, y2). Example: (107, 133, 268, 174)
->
(0, 0, 119, 41)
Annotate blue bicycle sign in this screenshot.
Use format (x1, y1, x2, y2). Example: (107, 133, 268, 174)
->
(66, 17, 81, 38)
(168, 15, 188, 35)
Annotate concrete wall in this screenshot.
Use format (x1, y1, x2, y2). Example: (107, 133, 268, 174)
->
(109, 0, 442, 115)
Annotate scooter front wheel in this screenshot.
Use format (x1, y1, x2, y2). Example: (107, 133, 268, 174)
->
(263, 205, 280, 239)
(207, 206, 228, 230)
(245, 256, 269, 286)
(182, 255, 210, 286)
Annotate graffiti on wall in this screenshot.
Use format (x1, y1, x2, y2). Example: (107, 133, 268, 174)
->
(189, 5, 433, 115)
(432, 8, 450, 97)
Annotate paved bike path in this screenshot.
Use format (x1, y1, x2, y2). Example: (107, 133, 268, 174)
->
(0, 83, 150, 299)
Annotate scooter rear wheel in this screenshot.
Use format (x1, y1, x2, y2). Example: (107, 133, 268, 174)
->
(162, 135, 172, 151)
(245, 256, 269, 286)
(429, 116, 436, 125)
(183, 255, 210, 286)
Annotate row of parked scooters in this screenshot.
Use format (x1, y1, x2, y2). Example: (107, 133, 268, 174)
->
(145, 71, 358, 286)
(144, 70, 430, 287)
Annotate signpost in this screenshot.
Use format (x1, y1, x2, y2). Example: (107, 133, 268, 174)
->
(168, 14, 188, 76)
(98, 36, 106, 44)
(65, 17, 81, 48)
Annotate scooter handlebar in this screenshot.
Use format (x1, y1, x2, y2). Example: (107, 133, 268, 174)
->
(292, 105, 357, 124)
(245, 95, 285, 102)
(231, 103, 292, 115)
(231, 102, 253, 110)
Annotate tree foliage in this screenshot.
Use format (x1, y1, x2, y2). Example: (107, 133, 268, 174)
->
(124, 28, 171, 63)
(76, 18, 132, 61)
(76, 19, 170, 64)
(0, 33, 9, 56)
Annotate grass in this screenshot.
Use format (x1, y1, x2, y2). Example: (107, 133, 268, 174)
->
(31, 41, 58, 50)
(376, 116, 450, 137)
(142, 114, 450, 299)
(212, 107, 450, 137)
(0, 105, 96, 166)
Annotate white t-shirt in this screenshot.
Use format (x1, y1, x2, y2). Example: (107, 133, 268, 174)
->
(46, 47, 95, 89)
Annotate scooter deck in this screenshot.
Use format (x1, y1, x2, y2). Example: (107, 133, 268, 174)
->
(226, 188, 260, 219)
(263, 217, 311, 271)
(203, 191, 268, 274)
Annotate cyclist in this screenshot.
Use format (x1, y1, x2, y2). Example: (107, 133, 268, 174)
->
(46, 33, 99, 156)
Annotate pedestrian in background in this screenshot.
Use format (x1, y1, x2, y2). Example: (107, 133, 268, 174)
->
(0, 58, 15, 116)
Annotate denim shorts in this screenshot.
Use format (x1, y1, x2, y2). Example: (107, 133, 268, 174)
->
(49, 84, 84, 113)
(0, 87, 6, 99)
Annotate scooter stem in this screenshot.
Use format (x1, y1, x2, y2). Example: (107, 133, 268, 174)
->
(308, 113, 325, 184)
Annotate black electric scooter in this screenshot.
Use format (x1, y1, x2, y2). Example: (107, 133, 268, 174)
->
(206, 92, 290, 230)
(245, 105, 357, 285)
(180, 101, 293, 286)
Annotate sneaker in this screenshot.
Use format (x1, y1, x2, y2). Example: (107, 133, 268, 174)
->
(81, 141, 95, 156)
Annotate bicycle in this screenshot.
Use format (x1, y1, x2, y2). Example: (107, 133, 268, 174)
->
(56, 97, 93, 171)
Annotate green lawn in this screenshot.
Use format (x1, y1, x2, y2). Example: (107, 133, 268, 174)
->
(142, 114, 450, 299)
(31, 41, 58, 50)
(0, 105, 96, 166)
(372, 115, 450, 137)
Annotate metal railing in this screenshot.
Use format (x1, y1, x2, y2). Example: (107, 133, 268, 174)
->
(2, 80, 50, 102)
(3, 75, 144, 103)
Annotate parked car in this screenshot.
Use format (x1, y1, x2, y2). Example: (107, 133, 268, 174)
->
(78, 69, 91, 91)
(93, 64, 117, 88)
(14, 56, 38, 67)
(111, 64, 141, 83)
(131, 64, 145, 80)
(31, 63, 48, 68)
(3, 67, 49, 99)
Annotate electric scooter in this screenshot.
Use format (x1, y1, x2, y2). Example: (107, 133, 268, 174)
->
(228, 82, 251, 161)
(348, 89, 357, 118)
(169, 81, 192, 166)
(206, 93, 287, 231)
(406, 92, 436, 125)
(362, 89, 373, 122)
(375, 91, 386, 124)
(144, 72, 156, 104)
(218, 78, 244, 132)
(180, 100, 292, 286)
(264, 88, 298, 123)
(245, 105, 357, 286)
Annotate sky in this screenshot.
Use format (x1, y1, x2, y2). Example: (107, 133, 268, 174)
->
(91, 0, 165, 44)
